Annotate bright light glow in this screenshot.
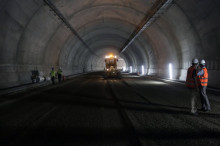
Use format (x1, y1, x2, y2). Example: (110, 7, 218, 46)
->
(130, 66, 132, 73)
(123, 66, 126, 72)
(142, 65, 144, 75)
(169, 63, 173, 80)
(105, 54, 117, 59)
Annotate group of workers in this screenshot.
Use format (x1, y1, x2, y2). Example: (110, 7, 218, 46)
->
(186, 58, 210, 115)
(50, 67, 63, 84)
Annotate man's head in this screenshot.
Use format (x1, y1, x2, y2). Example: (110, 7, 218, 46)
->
(52, 67, 54, 70)
(192, 58, 198, 66)
(199, 59, 206, 68)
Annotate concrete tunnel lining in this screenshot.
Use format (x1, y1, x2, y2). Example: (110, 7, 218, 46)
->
(0, 0, 220, 88)
(64, 15, 159, 72)
(49, 4, 155, 72)
(58, 17, 155, 74)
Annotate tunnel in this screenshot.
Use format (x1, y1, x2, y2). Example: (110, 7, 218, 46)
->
(0, 0, 220, 145)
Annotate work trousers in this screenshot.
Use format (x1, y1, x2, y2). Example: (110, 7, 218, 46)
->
(189, 88, 199, 113)
(58, 74, 62, 83)
(199, 86, 211, 110)
(51, 76, 55, 84)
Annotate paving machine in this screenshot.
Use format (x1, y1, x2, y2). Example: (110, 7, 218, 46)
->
(104, 55, 121, 79)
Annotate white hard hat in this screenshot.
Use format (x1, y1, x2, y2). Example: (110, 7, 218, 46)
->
(200, 59, 206, 65)
(192, 58, 198, 64)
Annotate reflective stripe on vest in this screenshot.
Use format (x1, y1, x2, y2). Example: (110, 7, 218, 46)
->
(186, 66, 196, 88)
(199, 68, 208, 86)
(57, 69, 62, 75)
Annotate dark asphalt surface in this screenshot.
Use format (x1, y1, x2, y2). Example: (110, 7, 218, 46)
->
(0, 72, 220, 146)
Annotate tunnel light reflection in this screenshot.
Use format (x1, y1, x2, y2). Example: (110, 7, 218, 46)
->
(142, 65, 144, 75)
(169, 63, 173, 80)
(142, 81, 166, 85)
(130, 66, 132, 73)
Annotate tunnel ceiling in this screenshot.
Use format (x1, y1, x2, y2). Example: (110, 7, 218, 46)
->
(48, 0, 158, 65)
(0, 0, 220, 88)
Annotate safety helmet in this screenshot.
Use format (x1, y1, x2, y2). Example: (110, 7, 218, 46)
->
(192, 58, 199, 64)
(200, 59, 206, 65)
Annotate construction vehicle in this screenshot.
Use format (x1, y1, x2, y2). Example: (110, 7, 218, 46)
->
(104, 55, 122, 79)
(31, 70, 46, 83)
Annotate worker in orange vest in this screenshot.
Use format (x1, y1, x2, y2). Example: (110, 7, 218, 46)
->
(197, 59, 210, 112)
(186, 58, 199, 115)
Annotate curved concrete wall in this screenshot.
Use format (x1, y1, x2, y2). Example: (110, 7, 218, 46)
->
(0, 0, 220, 88)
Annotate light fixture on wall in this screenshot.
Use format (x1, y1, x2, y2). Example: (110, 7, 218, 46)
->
(142, 65, 144, 75)
(123, 66, 126, 72)
(130, 66, 132, 73)
(169, 63, 173, 80)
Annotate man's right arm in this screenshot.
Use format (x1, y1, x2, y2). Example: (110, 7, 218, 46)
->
(197, 69, 204, 76)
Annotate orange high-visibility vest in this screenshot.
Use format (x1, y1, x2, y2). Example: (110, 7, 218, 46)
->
(186, 66, 197, 88)
(198, 68, 208, 86)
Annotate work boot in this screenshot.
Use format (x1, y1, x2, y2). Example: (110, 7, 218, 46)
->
(191, 108, 197, 114)
(190, 111, 198, 116)
(200, 107, 210, 112)
(203, 109, 211, 112)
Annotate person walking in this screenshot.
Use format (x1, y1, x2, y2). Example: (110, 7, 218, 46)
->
(186, 58, 199, 115)
(57, 67, 63, 83)
(50, 67, 56, 84)
(197, 59, 211, 112)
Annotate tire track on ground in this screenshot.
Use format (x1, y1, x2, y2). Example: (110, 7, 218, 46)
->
(105, 80, 142, 146)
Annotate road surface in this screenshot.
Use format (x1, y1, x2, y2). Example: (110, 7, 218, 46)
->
(0, 72, 220, 145)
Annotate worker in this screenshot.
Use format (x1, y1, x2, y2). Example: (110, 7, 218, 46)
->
(57, 67, 63, 83)
(186, 58, 199, 115)
(50, 67, 56, 84)
(197, 59, 210, 112)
